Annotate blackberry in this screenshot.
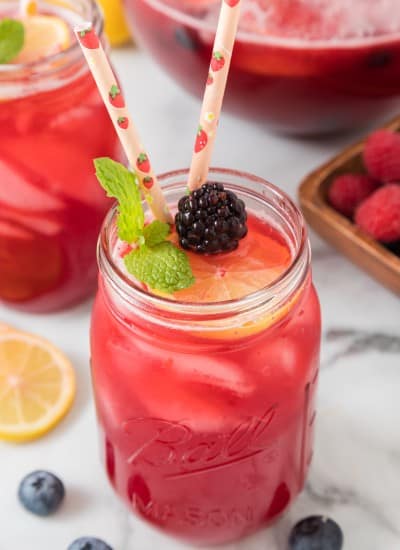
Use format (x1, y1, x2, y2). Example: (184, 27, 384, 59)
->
(175, 182, 248, 254)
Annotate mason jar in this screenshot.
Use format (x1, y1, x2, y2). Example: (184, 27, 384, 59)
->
(90, 168, 321, 545)
(0, 0, 122, 312)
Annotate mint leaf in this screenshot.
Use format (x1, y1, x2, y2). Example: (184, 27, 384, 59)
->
(94, 158, 144, 242)
(143, 220, 170, 247)
(94, 157, 195, 293)
(0, 19, 25, 64)
(124, 242, 195, 293)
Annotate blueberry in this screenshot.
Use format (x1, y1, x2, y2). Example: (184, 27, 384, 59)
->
(67, 537, 113, 550)
(18, 470, 65, 516)
(289, 516, 343, 550)
(174, 27, 199, 51)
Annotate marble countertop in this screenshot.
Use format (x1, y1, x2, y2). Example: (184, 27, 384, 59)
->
(1, 46, 400, 550)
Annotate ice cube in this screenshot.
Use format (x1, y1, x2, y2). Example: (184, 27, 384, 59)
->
(0, 219, 33, 241)
(0, 136, 110, 209)
(0, 158, 64, 212)
(170, 354, 254, 396)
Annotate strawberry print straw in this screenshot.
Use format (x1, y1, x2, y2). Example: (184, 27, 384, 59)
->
(75, 24, 172, 223)
(188, 0, 242, 191)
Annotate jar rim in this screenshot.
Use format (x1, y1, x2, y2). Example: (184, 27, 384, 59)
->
(0, 0, 103, 76)
(98, 167, 311, 324)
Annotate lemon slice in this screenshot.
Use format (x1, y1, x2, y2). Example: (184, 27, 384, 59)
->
(13, 15, 70, 64)
(151, 221, 298, 340)
(0, 329, 75, 442)
(98, 0, 131, 46)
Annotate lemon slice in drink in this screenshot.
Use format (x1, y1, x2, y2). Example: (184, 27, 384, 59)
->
(13, 15, 70, 64)
(173, 220, 291, 303)
(0, 329, 75, 442)
(164, 218, 299, 339)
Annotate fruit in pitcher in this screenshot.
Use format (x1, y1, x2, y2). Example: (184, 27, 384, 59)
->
(355, 184, 400, 243)
(194, 126, 208, 152)
(175, 181, 248, 253)
(18, 471, 65, 516)
(207, 73, 214, 85)
(136, 153, 150, 173)
(225, 0, 240, 6)
(328, 173, 379, 218)
(78, 27, 99, 49)
(13, 15, 70, 63)
(109, 85, 125, 108)
(211, 51, 225, 71)
(174, 26, 199, 51)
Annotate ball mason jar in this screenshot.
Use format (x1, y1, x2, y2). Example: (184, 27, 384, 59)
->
(90, 168, 321, 545)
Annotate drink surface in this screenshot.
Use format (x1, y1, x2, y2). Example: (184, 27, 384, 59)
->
(124, 0, 400, 133)
(168, 0, 400, 42)
(116, 213, 292, 303)
(0, 5, 121, 312)
(91, 210, 321, 545)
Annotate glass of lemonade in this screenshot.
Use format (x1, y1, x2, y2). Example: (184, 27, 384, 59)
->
(0, 0, 123, 312)
(90, 168, 321, 545)
(124, 0, 400, 135)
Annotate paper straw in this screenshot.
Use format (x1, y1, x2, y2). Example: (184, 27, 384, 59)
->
(188, 0, 242, 191)
(19, 0, 37, 16)
(75, 24, 172, 223)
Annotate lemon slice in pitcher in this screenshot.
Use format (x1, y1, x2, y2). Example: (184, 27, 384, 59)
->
(13, 14, 70, 64)
(0, 329, 75, 442)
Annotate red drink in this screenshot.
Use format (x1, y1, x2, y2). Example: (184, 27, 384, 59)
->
(90, 169, 321, 545)
(124, 0, 400, 134)
(0, 0, 122, 312)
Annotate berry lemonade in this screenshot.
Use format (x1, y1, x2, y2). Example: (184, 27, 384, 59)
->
(0, 1, 121, 312)
(124, 0, 400, 134)
(90, 167, 321, 545)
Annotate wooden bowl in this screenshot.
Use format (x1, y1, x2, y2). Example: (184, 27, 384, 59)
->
(299, 115, 400, 295)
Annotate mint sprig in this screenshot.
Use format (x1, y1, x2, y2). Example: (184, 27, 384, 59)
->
(0, 19, 25, 64)
(124, 243, 195, 294)
(95, 158, 144, 242)
(94, 158, 195, 294)
(143, 219, 170, 247)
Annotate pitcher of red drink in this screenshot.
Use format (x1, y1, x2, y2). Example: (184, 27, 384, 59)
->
(0, 0, 122, 312)
(124, 0, 400, 135)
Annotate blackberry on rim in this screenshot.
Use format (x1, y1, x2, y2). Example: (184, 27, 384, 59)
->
(175, 182, 248, 254)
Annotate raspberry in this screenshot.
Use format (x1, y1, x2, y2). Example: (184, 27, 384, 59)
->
(175, 182, 248, 254)
(328, 173, 379, 218)
(355, 184, 400, 243)
(363, 130, 400, 183)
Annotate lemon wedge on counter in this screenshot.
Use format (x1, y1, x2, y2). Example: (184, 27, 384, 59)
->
(98, 0, 131, 46)
(0, 328, 75, 442)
